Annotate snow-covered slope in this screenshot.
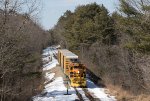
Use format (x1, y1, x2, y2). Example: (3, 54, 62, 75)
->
(33, 47, 79, 101)
(86, 79, 116, 101)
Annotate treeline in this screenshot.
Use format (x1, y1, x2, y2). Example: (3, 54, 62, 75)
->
(51, 0, 150, 100)
(0, 1, 51, 101)
(51, 3, 116, 49)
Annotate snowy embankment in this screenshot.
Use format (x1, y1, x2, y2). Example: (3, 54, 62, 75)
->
(33, 47, 78, 101)
(33, 46, 116, 101)
(86, 79, 116, 101)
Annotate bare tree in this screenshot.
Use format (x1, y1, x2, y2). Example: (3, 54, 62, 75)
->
(0, 0, 46, 101)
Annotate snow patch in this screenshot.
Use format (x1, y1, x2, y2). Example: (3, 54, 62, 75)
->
(43, 59, 58, 71)
(45, 73, 55, 84)
(34, 77, 78, 101)
(87, 79, 116, 101)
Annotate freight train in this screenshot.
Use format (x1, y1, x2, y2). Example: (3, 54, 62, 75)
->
(58, 49, 86, 87)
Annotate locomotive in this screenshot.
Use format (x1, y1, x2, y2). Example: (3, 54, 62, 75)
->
(58, 49, 86, 87)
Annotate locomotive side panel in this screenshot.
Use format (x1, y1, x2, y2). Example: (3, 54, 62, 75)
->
(63, 56, 69, 75)
(58, 51, 61, 66)
(61, 53, 64, 68)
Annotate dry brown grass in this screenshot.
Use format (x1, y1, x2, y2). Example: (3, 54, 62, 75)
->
(133, 94, 150, 101)
(105, 84, 150, 101)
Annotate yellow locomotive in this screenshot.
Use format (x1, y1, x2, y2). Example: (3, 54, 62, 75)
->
(58, 49, 86, 87)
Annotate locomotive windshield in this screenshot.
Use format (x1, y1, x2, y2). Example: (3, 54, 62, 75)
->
(70, 58, 79, 63)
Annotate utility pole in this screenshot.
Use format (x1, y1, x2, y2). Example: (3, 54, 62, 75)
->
(67, 81, 69, 94)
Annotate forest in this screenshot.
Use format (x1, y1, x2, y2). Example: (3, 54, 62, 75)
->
(51, 0, 150, 100)
(0, 0, 52, 101)
(0, 0, 150, 101)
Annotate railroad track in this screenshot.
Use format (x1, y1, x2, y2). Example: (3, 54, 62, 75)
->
(82, 88, 100, 101)
(49, 46, 101, 101)
(74, 88, 85, 101)
(74, 87, 100, 101)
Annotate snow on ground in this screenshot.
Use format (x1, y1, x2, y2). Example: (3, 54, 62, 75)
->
(42, 77, 78, 101)
(33, 46, 116, 101)
(45, 73, 55, 84)
(42, 47, 58, 71)
(43, 58, 58, 71)
(34, 77, 78, 101)
(87, 79, 116, 101)
(33, 46, 79, 101)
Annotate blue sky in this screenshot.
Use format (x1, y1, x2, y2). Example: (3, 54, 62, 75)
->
(40, 0, 119, 30)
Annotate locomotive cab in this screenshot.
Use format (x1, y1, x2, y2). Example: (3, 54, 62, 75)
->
(69, 62, 86, 87)
(58, 49, 86, 87)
